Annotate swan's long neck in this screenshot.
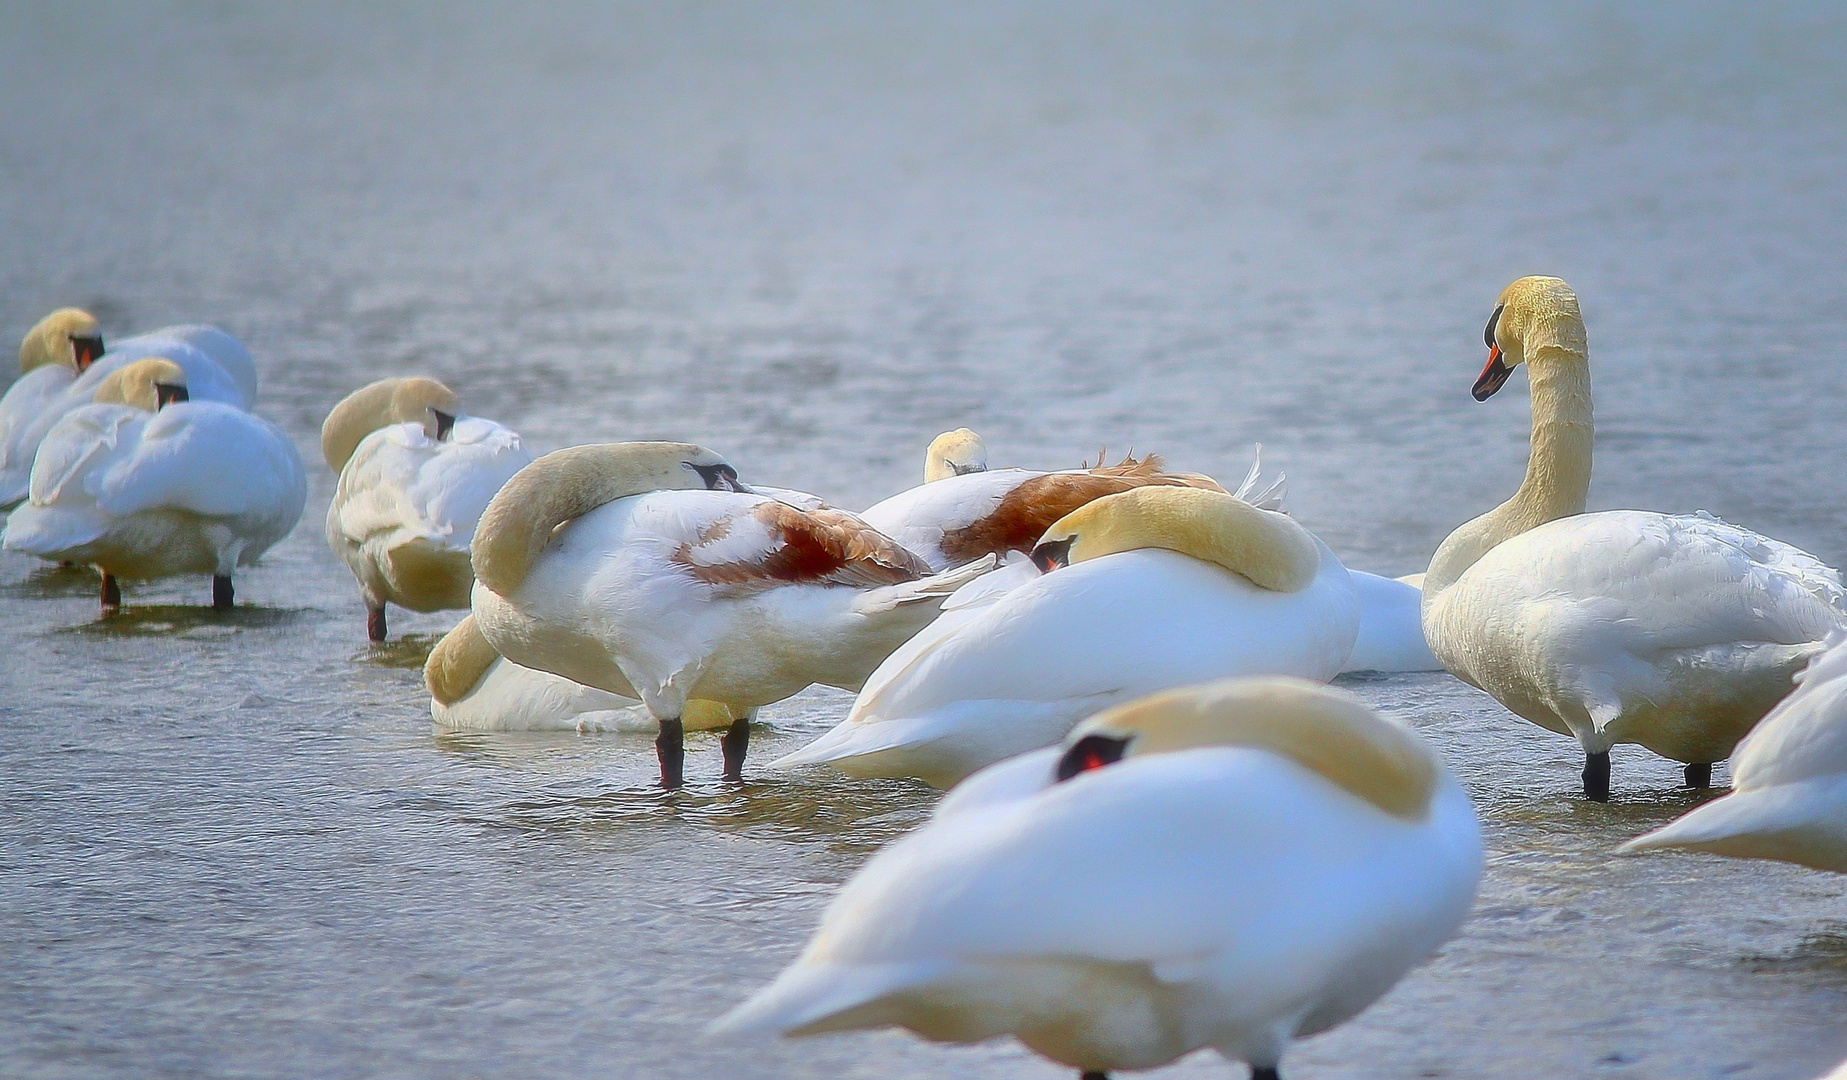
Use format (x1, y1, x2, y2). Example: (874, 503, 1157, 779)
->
(1424, 346, 1592, 595)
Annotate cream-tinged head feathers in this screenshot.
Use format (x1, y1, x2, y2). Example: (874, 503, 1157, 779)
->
(471, 441, 740, 597)
(320, 377, 463, 471)
(1032, 485, 1319, 592)
(1064, 677, 1440, 820)
(20, 308, 102, 374)
(425, 615, 501, 706)
(1474, 276, 1588, 401)
(92, 358, 188, 412)
(923, 428, 988, 483)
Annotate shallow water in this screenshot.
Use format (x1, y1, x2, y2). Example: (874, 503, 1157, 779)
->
(3, 3, 1846, 1078)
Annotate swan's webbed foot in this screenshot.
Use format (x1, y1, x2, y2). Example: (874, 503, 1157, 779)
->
(212, 575, 234, 610)
(367, 607, 387, 642)
(1684, 762, 1713, 789)
(656, 718, 685, 789)
(721, 716, 750, 782)
(1582, 750, 1611, 802)
(100, 572, 121, 613)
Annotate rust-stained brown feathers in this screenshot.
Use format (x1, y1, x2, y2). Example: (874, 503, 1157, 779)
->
(679, 502, 933, 593)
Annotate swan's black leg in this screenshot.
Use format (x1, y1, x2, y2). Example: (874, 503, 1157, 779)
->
(367, 606, 387, 642)
(1583, 750, 1611, 802)
(212, 575, 234, 610)
(1252, 1068, 1282, 1080)
(721, 716, 750, 782)
(656, 718, 685, 789)
(100, 572, 121, 612)
(1684, 762, 1713, 789)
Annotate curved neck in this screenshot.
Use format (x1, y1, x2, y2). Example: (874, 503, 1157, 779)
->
(1425, 346, 1592, 594)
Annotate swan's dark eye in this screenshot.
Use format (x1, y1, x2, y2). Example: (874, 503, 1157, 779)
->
(1031, 537, 1073, 573)
(1483, 303, 1505, 349)
(1055, 734, 1129, 781)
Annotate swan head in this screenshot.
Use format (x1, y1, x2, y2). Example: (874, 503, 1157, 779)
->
(20, 308, 104, 376)
(320, 376, 463, 471)
(93, 358, 189, 412)
(1057, 677, 1441, 820)
(1474, 276, 1586, 400)
(471, 441, 745, 596)
(1029, 485, 1319, 592)
(923, 428, 988, 482)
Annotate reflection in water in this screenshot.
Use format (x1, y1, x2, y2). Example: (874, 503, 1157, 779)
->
(2, 3, 1846, 1079)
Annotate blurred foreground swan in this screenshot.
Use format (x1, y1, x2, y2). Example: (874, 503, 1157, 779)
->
(426, 615, 740, 733)
(323, 377, 533, 641)
(0, 308, 258, 507)
(718, 677, 1482, 1080)
(1, 359, 304, 610)
(468, 442, 994, 786)
(1422, 277, 1845, 800)
(1623, 630, 1847, 872)
(776, 484, 1359, 787)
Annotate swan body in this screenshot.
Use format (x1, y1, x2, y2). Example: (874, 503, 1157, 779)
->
(718, 678, 1482, 1079)
(1, 311, 258, 507)
(1340, 570, 1441, 673)
(1623, 631, 1847, 873)
(777, 486, 1360, 788)
(1422, 277, 1846, 799)
(860, 454, 1230, 572)
(1, 359, 304, 608)
(322, 377, 532, 640)
(467, 442, 995, 784)
(426, 615, 739, 733)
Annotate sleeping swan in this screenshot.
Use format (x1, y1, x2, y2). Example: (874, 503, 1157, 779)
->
(1, 308, 259, 507)
(717, 677, 1482, 1080)
(1622, 630, 1847, 873)
(775, 484, 1360, 788)
(426, 615, 742, 734)
(922, 427, 988, 482)
(467, 442, 995, 787)
(1422, 277, 1846, 801)
(1, 359, 305, 611)
(323, 377, 533, 641)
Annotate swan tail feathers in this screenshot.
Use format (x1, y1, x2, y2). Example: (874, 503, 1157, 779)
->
(1620, 778, 1847, 872)
(710, 961, 947, 1039)
(852, 553, 998, 615)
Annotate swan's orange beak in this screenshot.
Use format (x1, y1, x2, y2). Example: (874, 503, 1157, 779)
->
(1472, 345, 1511, 401)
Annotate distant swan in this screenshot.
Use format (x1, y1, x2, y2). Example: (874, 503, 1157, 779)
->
(2, 358, 305, 610)
(0, 308, 258, 507)
(718, 677, 1482, 1080)
(921, 427, 987, 482)
(1622, 630, 1847, 873)
(323, 377, 533, 640)
(1422, 277, 1846, 800)
(775, 484, 1360, 788)
(467, 442, 995, 786)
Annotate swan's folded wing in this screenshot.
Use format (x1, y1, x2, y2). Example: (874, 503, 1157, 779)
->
(94, 405, 305, 520)
(26, 405, 143, 506)
(677, 501, 932, 593)
(401, 421, 533, 549)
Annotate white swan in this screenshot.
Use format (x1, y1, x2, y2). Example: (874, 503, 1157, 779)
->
(1621, 630, 1847, 873)
(1340, 571, 1441, 674)
(775, 484, 1361, 788)
(1, 309, 259, 507)
(322, 377, 534, 641)
(467, 442, 996, 786)
(425, 615, 743, 734)
(921, 427, 987, 482)
(1422, 277, 1846, 800)
(717, 677, 1482, 1080)
(1, 359, 305, 611)
(860, 450, 1229, 573)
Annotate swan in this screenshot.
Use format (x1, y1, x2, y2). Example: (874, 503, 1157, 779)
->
(425, 614, 743, 734)
(1621, 630, 1847, 873)
(322, 377, 534, 641)
(1, 358, 306, 611)
(774, 484, 1361, 788)
(1, 308, 259, 507)
(467, 442, 997, 786)
(1339, 571, 1442, 674)
(1422, 276, 1846, 801)
(860, 450, 1230, 573)
(921, 427, 988, 482)
(717, 677, 1482, 1080)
